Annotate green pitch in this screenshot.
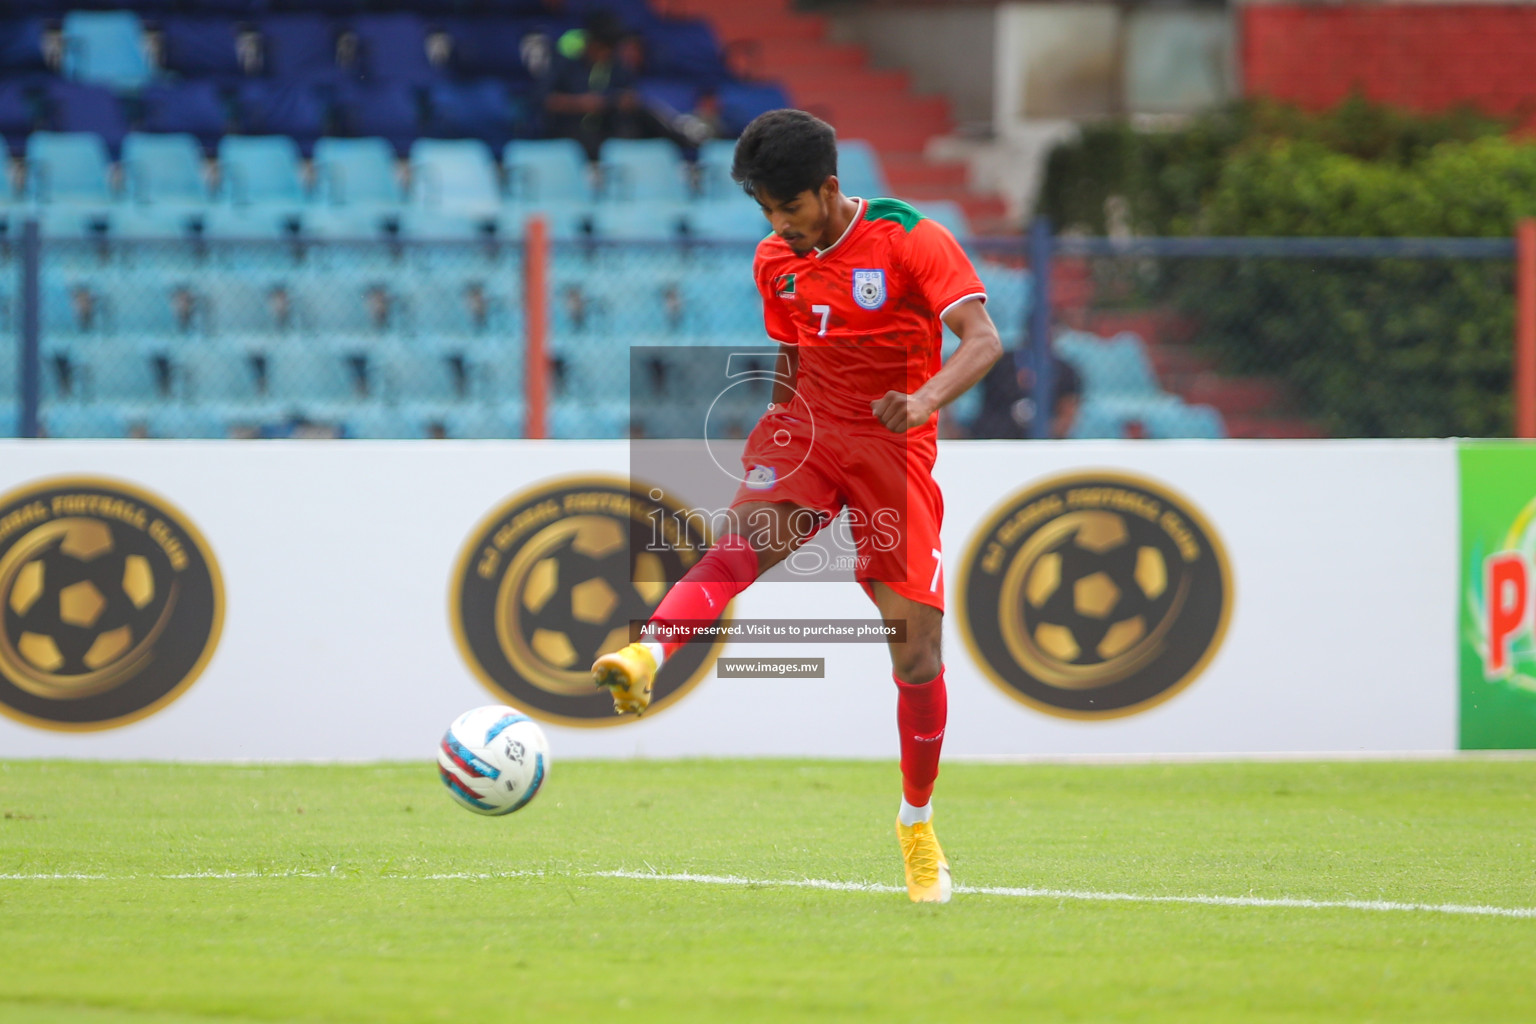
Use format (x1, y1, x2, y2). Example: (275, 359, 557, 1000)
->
(2, 759, 1533, 1023)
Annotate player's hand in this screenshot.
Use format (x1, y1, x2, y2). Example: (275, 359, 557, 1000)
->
(871, 391, 935, 433)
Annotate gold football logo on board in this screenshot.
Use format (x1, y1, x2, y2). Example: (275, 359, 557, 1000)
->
(451, 476, 723, 726)
(958, 472, 1232, 719)
(0, 477, 224, 731)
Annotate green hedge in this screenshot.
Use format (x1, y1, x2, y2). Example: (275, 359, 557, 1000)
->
(1039, 99, 1525, 436)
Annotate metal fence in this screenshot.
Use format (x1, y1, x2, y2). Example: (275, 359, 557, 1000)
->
(4, 222, 1529, 440)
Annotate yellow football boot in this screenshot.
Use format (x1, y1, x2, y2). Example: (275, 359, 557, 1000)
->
(896, 816, 952, 903)
(591, 642, 658, 716)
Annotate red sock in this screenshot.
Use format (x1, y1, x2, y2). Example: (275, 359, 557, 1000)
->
(896, 666, 947, 807)
(646, 534, 759, 658)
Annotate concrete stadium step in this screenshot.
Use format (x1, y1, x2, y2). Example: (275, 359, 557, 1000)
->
(710, 15, 829, 42)
(884, 155, 970, 191)
(754, 39, 868, 70)
(786, 68, 912, 98)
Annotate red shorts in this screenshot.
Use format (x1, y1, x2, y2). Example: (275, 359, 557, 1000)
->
(729, 404, 945, 612)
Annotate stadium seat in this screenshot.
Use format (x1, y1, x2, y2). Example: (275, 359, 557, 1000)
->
(440, 18, 540, 81)
(26, 132, 114, 205)
(496, 204, 589, 243)
(372, 345, 464, 403)
(638, 79, 700, 120)
(428, 79, 516, 150)
(266, 346, 363, 402)
(684, 201, 767, 243)
(217, 135, 307, 207)
(550, 399, 628, 439)
(259, 15, 339, 83)
(145, 405, 230, 439)
(342, 404, 420, 439)
(590, 204, 686, 242)
(62, 11, 153, 92)
(409, 139, 501, 217)
(443, 402, 525, 439)
(122, 132, 208, 206)
(976, 260, 1030, 342)
(335, 82, 422, 157)
(139, 82, 230, 153)
(716, 82, 791, 137)
(836, 140, 889, 199)
(1055, 331, 1162, 399)
(156, 17, 244, 79)
(0, 82, 36, 154)
(696, 138, 738, 200)
(0, 18, 49, 75)
(313, 137, 403, 207)
(643, 19, 727, 84)
(46, 83, 130, 154)
(179, 344, 263, 403)
(349, 14, 436, 85)
(599, 139, 690, 203)
(236, 82, 329, 152)
(503, 139, 594, 205)
(42, 405, 129, 439)
(1143, 402, 1227, 439)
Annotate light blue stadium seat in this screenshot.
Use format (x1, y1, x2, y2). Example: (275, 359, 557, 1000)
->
(550, 399, 629, 439)
(62, 12, 152, 92)
(914, 199, 971, 241)
(599, 138, 690, 203)
(409, 139, 500, 218)
(218, 135, 307, 208)
(444, 402, 525, 439)
(179, 345, 263, 403)
(406, 278, 523, 340)
(122, 132, 207, 206)
(0, 404, 19, 438)
(504, 139, 594, 205)
(373, 345, 462, 403)
(496, 205, 589, 243)
(343, 405, 422, 439)
(110, 205, 203, 241)
(266, 346, 363, 402)
(684, 201, 767, 243)
(41, 405, 128, 439)
(678, 274, 763, 338)
(590, 204, 687, 242)
(976, 260, 1030, 342)
(696, 138, 738, 200)
(313, 137, 403, 208)
(837, 140, 889, 199)
(26, 132, 114, 204)
(63, 342, 170, 402)
(1143, 402, 1227, 439)
(101, 278, 196, 337)
(146, 406, 230, 439)
(1055, 331, 1162, 399)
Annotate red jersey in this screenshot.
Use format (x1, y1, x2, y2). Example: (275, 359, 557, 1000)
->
(753, 197, 986, 434)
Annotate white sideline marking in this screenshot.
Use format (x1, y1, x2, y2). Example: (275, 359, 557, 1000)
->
(2, 868, 1532, 920)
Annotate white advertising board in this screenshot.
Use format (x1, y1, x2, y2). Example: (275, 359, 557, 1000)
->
(0, 439, 1457, 760)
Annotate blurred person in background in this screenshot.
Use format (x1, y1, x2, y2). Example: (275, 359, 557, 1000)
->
(969, 352, 1081, 439)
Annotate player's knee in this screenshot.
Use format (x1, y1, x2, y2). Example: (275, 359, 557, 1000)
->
(892, 644, 942, 686)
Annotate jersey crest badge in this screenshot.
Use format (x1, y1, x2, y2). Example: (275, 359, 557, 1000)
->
(852, 269, 886, 310)
(774, 273, 796, 298)
(744, 465, 777, 490)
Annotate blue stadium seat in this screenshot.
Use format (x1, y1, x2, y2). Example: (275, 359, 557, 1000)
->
(204, 276, 293, 335)
(643, 19, 727, 84)
(590, 204, 686, 241)
(443, 402, 526, 439)
(145, 406, 231, 439)
(441, 18, 539, 81)
(0, 18, 49, 75)
(156, 17, 244, 78)
(550, 399, 629, 439)
(179, 345, 263, 403)
(236, 82, 329, 152)
(836, 140, 889, 199)
(373, 345, 463, 403)
(503, 139, 593, 205)
(350, 14, 436, 85)
(496, 204, 589, 243)
(428, 79, 515, 149)
(0, 404, 16, 438)
(26, 132, 113, 204)
(122, 132, 208, 206)
(335, 82, 422, 157)
(1055, 331, 1162, 399)
(599, 138, 690, 203)
(139, 82, 230, 153)
(42, 405, 129, 439)
(266, 346, 362, 402)
(342, 405, 420, 439)
(716, 82, 790, 137)
(46, 83, 129, 154)
(410, 139, 501, 217)
(696, 138, 738, 200)
(62, 11, 153, 92)
(218, 135, 307, 207)
(259, 15, 339, 83)
(406, 278, 523, 340)
(1142, 402, 1227, 439)
(313, 137, 403, 207)
(684, 201, 767, 243)
(0, 82, 36, 154)
(976, 260, 1030, 342)
(638, 79, 700, 120)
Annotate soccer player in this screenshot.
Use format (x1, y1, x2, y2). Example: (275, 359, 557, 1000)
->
(592, 110, 1003, 903)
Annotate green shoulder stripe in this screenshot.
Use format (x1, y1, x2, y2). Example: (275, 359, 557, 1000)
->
(863, 198, 924, 232)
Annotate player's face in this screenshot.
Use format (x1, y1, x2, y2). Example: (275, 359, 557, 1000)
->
(755, 183, 832, 256)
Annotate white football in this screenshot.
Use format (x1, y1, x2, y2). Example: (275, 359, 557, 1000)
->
(437, 705, 550, 816)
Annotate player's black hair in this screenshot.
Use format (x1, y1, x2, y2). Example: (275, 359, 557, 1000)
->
(731, 109, 838, 203)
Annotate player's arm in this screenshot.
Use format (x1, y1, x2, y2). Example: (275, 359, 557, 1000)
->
(872, 299, 1002, 433)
